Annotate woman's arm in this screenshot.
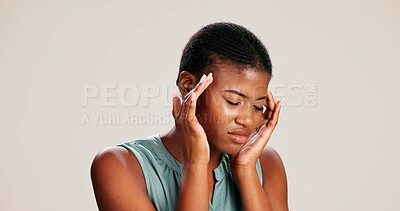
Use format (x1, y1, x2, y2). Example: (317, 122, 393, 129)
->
(232, 164, 274, 210)
(90, 146, 156, 211)
(173, 73, 214, 210)
(260, 146, 289, 211)
(177, 163, 209, 211)
(232, 146, 288, 211)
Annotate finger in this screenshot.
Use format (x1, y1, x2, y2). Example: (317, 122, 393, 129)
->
(265, 98, 283, 131)
(180, 74, 204, 120)
(172, 94, 181, 119)
(184, 73, 213, 101)
(179, 73, 213, 122)
(269, 98, 283, 127)
(182, 74, 205, 101)
(256, 98, 283, 141)
(184, 91, 197, 121)
(179, 91, 192, 121)
(186, 73, 214, 120)
(265, 88, 276, 120)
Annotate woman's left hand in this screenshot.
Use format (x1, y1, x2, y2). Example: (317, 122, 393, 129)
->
(229, 89, 283, 172)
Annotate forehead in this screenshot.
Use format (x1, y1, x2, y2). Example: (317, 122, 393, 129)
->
(207, 63, 271, 97)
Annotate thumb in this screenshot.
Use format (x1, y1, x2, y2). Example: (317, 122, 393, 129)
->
(172, 94, 181, 119)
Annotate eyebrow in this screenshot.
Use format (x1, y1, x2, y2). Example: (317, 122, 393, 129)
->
(223, 89, 266, 101)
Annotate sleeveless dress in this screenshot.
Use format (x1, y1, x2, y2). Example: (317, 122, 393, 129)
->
(118, 134, 263, 211)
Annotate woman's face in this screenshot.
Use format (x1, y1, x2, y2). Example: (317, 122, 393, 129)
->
(196, 63, 271, 155)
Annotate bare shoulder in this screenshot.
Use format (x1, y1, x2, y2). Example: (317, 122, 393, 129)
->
(91, 146, 143, 182)
(259, 145, 286, 173)
(259, 145, 289, 211)
(90, 146, 155, 211)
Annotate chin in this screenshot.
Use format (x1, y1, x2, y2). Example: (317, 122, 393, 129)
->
(213, 141, 243, 156)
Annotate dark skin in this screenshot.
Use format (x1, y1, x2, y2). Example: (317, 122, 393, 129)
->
(91, 61, 288, 210)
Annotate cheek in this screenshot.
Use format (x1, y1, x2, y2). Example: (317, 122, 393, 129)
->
(196, 103, 227, 126)
(196, 98, 234, 131)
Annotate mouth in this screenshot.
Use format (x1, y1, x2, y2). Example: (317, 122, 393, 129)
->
(227, 131, 250, 144)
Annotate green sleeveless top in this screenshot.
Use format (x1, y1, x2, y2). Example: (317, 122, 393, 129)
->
(119, 134, 263, 211)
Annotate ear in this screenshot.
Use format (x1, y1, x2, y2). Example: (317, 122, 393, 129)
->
(177, 71, 198, 97)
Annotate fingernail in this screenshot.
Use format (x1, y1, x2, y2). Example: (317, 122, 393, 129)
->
(280, 98, 285, 104)
(199, 74, 206, 83)
(206, 72, 213, 80)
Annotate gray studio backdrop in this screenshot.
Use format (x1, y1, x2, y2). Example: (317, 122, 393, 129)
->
(1, 0, 399, 210)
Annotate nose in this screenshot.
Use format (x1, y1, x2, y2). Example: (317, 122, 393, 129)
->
(234, 105, 257, 127)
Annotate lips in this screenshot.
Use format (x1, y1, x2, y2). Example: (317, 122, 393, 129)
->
(228, 130, 251, 144)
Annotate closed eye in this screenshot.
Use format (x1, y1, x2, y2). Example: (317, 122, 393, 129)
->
(254, 105, 263, 111)
(226, 99, 265, 112)
(226, 99, 240, 106)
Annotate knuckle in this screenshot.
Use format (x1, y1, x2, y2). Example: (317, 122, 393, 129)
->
(267, 120, 276, 128)
(180, 113, 188, 120)
(187, 116, 196, 123)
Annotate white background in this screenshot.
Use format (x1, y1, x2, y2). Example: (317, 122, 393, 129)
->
(1, 0, 399, 210)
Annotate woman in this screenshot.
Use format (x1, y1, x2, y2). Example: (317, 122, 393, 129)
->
(91, 22, 288, 211)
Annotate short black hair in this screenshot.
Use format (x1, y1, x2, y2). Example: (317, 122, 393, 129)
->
(177, 22, 272, 85)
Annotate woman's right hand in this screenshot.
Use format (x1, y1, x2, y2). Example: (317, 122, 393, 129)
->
(172, 73, 214, 165)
